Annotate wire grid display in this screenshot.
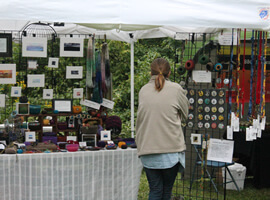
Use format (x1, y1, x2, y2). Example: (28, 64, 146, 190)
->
(171, 32, 232, 200)
(0, 23, 109, 124)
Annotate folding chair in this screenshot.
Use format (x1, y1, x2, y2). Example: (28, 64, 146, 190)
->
(190, 135, 240, 192)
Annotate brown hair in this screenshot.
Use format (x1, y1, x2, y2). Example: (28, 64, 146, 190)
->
(150, 58, 171, 92)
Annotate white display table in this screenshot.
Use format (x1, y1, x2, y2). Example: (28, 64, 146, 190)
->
(0, 148, 142, 200)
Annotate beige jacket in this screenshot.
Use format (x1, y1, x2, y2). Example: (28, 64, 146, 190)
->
(135, 76, 189, 156)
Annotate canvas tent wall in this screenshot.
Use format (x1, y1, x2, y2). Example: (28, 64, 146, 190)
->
(0, 0, 269, 137)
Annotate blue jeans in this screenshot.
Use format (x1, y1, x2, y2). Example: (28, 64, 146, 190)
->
(144, 162, 180, 200)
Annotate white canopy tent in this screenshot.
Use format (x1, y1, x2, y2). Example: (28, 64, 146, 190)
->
(1, 0, 269, 31)
(0, 0, 270, 137)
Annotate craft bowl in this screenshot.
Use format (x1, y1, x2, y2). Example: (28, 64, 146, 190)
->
(66, 144, 79, 152)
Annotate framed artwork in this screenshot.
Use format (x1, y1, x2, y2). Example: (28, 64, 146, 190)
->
(22, 37, 47, 57)
(48, 57, 59, 68)
(25, 131, 36, 142)
(73, 88, 83, 98)
(190, 133, 202, 145)
(52, 99, 73, 113)
(11, 87, 22, 97)
(0, 33, 12, 57)
(100, 130, 111, 141)
(43, 89, 53, 99)
(66, 66, 83, 79)
(66, 136, 77, 141)
(28, 60, 38, 69)
(82, 134, 96, 147)
(0, 94, 5, 108)
(60, 38, 84, 57)
(16, 103, 29, 115)
(27, 74, 45, 87)
(0, 64, 16, 84)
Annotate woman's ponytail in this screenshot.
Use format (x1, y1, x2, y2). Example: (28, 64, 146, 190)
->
(150, 58, 171, 92)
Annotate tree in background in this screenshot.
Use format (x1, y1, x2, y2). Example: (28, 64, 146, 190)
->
(108, 38, 182, 137)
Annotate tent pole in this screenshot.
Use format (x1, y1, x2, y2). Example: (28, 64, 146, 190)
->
(131, 40, 135, 138)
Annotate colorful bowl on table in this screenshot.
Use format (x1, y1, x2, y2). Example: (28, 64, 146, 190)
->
(66, 144, 79, 152)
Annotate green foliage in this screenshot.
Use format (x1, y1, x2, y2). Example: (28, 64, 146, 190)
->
(1, 37, 184, 134)
(107, 38, 183, 137)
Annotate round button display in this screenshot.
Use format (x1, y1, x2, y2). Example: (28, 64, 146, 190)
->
(188, 122, 194, 128)
(211, 90, 217, 97)
(218, 107, 224, 113)
(198, 90, 204, 96)
(205, 123, 210, 129)
(198, 122, 203, 128)
(198, 106, 203, 113)
(205, 90, 210, 97)
(205, 106, 210, 113)
(198, 114, 203, 120)
(224, 79, 229, 84)
(211, 107, 217, 113)
(189, 90, 195, 96)
(216, 78, 221, 84)
(188, 114, 194, 120)
(219, 99, 224, 105)
(198, 98, 203, 104)
(205, 98, 210, 105)
(219, 90, 225, 97)
(189, 98, 194, 104)
(204, 114, 210, 121)
(218, 115, 224, 121)
(189, 105, 194, 110)
(211, 115, 217, 121)
(211, 99, 217, 105)
(211, 123, 217, 129)
(218, 123, 225, 129)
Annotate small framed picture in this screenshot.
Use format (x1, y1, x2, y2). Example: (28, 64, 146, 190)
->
(27, 74, 45, 87)
(0, 33, 12, 57)
(28, 60, 38, 69)
(48, 57, 59, 68)
(100, 130, 111, 141)
(190, 133, 202, 145)
(82, 134, 96, 147)
(0, 64, 16, 84)
(60, 37, 84, 57)
(66, 136, 77, 142)
(52, 99, 73, 113)
(0, 94, 5, 108)
(11, 87, 22, 97)
(43, 89, 53, 99)
(22, 37, 47, 57)
(16, 103, 29, 115)
(73, 88, 83, 98)
(66, 66, 83, 79)
(25, 131, 36, 142)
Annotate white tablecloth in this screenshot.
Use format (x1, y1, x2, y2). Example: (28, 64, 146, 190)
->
(0, 148, 143, 200)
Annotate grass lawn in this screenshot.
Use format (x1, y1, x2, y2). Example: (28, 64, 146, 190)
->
(138, 170, 270, 200)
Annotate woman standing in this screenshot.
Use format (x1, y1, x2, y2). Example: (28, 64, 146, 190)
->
(136, 58, 189, 200)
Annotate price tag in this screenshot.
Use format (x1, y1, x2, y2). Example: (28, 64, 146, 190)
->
(79, 142, 87, 148)
(261, 117, 266, 130)
(80, 99, 100, 110)
(246, 128, 251, 141)
(233, 117, 239, 132)
(250, 127, 257, 140)
(227, 126, 233, 140)
(253, 119, 259, 129)
(100, 98, 115, 109)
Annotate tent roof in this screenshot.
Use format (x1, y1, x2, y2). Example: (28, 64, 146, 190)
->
(0, 0, 269, 42)
(1, 0, 269, 30)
